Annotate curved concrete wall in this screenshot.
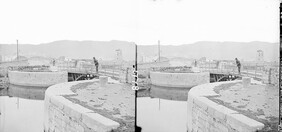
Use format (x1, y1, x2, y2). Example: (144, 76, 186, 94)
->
(44, 80, 119, 132)
(8, 70, 68, 87)
(150, 71, 209, 88)
(187, 81, 264, 132)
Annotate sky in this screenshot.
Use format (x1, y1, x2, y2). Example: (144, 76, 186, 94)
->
(0, 0, 279, 45)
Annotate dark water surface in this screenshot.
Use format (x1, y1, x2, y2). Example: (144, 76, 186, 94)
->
(0, 85, 46, 132)
(137, 85, 190, 132)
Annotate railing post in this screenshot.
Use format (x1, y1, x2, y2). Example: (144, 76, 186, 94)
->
(113, 68, 115, 78)
(125, 67, 129, 83)
(255, 63, 257, 78)
(246, 64, 248, 77)
(268, 68, 271, 84)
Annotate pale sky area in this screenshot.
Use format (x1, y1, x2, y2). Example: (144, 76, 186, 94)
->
(0, 0, 279, 45)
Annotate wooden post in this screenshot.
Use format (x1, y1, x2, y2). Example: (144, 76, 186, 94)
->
(126, 67, 129, 83)
(158, 40, 160, 62)
(268, 68, 272, 84)
(255, 63, 257, 78)
(17, 40, 19, 61)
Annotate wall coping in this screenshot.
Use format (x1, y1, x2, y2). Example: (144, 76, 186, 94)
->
(187, 80, 265, 132)
(9, 70, 62, 73)
(150, 71, 198, 74)
(44, 80, 120, 132)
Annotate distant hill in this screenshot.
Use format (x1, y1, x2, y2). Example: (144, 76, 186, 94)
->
(0, 40, 278, 62)
(0, 40, 136, 61)
(138, 41, 279, 62)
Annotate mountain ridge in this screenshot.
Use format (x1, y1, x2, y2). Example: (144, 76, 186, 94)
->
(0, 40, 278, 62)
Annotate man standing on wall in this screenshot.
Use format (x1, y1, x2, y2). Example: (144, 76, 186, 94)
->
(93, 57, 99, 74)
(194, 60, 197, 67)
(52, 59, 56, 66)
(235, 58, 241, 74)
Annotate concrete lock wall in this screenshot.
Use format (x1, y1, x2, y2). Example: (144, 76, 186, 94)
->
(187, 81, 264, 132)
(44, 80, 120, 132)
(8, 70, 68, 87)
(150, 71, 210, 88)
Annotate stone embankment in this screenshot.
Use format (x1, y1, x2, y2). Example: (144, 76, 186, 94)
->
(187, 79, 266, 132)
(44, 79, 120, 132)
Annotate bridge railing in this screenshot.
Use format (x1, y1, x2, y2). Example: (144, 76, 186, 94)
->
(56, 62, 128, 80)
(99, 69, 121, 79)
(8, 65, 50, 71)
(199, 62, 279, 85)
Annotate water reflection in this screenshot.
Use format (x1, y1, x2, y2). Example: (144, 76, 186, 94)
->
(0, 85, 46, 132)
(149, 85, 189, 101)
(0, 84, 46, 100)
(137, 85, 189, 132)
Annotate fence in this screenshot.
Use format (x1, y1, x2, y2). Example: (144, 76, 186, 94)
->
(199, 61, 279, 85)
(56, 62, 131, 82)
(9, 65, 50, 71)
(53, 60, 280, 86)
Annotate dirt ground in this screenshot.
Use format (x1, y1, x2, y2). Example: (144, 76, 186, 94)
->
(64, 78, 135, 132)
(207, 82, 279, 132)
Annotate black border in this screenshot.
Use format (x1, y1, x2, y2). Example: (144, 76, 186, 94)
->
(279, 2, 282, 131)
(135, 43, 138, 132)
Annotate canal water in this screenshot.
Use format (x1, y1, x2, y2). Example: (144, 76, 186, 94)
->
(0, 85, 46, 132)
(137, 85, 190, 132)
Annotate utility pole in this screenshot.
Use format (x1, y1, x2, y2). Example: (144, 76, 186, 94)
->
(158, 40, 160, 62)
(17, 40, 19, 61)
